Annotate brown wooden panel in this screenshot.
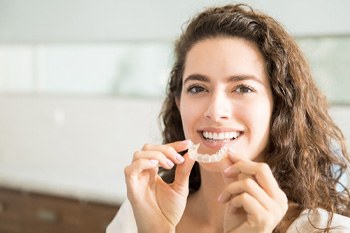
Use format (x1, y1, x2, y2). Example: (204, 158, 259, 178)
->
(0, 187, 25, 222)
(0, 187, 120, 233)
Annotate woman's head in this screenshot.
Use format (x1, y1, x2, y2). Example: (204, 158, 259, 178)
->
(160, 3, 349, 215)
(178, 37, 274, 166)
(162, 4, 310, 146)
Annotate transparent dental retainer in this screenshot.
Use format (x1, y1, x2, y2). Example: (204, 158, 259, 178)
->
(188, 142, 230, 163)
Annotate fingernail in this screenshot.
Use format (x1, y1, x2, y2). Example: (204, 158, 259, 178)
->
(224, 166, 231, 174)
(217, 193, 224, 203)
(166, 159, 175, 167)
(150, 159, 159, 166)
(175, 153, 185, 163)
(181, 139, 192, 146)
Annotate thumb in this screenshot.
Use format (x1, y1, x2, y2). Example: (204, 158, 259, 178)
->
(220, 145, 244, 184)
(172, 153, 195, 194)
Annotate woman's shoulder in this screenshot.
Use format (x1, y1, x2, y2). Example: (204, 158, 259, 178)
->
(106, 199, 137, 233)
(287, 208, 350, 233)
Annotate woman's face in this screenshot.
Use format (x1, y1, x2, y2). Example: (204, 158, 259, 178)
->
(178, 37, 273, 163)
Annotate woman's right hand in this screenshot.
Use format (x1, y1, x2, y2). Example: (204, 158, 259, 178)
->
(124, 140, 195, 233)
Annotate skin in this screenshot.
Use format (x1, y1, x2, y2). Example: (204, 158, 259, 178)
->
(124, 37, 288, 233)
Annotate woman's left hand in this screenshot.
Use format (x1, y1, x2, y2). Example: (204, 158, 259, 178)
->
(219, 158, 288, 233)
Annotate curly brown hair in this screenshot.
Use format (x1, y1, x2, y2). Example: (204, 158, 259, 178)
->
(159, 3, 350, 232)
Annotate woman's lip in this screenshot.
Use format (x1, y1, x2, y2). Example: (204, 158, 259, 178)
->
(199, 127, 243, 133)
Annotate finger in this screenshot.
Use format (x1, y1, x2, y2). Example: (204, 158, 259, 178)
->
(224, 160, 280, 199)
(220, 149, 248, 183)
(124, 159, 159, 200)
(167, 139, 192, 152)
(226, 143, 249, 163)
(124, 159, 159, 181)
(172, 153, 196, 194)
(142, 140, 191, 153)
(237, 173, 252, 181)
(140, 140, 191, 164)
(230, 193, 283, 231)
(133, 150, 175, 169)
(218, 177, 274, 211)
(229, 192, 266, 217)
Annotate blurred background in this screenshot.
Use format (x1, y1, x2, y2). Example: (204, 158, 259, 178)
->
(0, 0, 349, 232)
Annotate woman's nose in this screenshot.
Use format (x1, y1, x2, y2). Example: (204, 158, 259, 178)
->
(204, 92, 231, 121)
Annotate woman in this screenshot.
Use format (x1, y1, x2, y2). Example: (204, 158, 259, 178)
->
(107, 4, 350, 233)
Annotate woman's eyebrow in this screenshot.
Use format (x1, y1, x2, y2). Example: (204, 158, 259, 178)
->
(184, 73, 264, 85)
(227, 74, 263, 85)
(183, 74, 210, 84)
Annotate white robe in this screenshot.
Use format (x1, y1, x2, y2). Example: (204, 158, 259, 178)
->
(106, 200, 350, 233)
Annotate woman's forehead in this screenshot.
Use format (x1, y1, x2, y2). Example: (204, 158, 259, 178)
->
(183, 37, 268, 84)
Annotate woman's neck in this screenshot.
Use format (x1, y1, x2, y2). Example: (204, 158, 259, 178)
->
(185, 168, 228, 230)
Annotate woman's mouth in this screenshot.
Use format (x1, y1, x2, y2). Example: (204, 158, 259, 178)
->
(197, 130, 243, 153)
(190, 130, 243, 162)
(201, 131, 241, 142)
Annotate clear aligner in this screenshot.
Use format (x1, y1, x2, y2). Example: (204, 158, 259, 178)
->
(188, 142, 229, 163)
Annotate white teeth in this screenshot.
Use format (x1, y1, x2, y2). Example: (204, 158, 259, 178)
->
(218, 133, 224, 140)
(202, 131, 240, 140)
(233, 132, 240, 138)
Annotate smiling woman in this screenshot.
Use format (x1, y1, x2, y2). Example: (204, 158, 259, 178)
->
(106, 3, 350, 233)
(179, 37, 273, 161)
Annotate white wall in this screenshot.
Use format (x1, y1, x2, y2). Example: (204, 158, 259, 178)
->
(0, 0, 350, 43)
(0, 95, 163, 203)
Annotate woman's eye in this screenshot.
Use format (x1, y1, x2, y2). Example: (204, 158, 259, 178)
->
(187, 86, 206, 94)
(234, 84, 255, 94)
